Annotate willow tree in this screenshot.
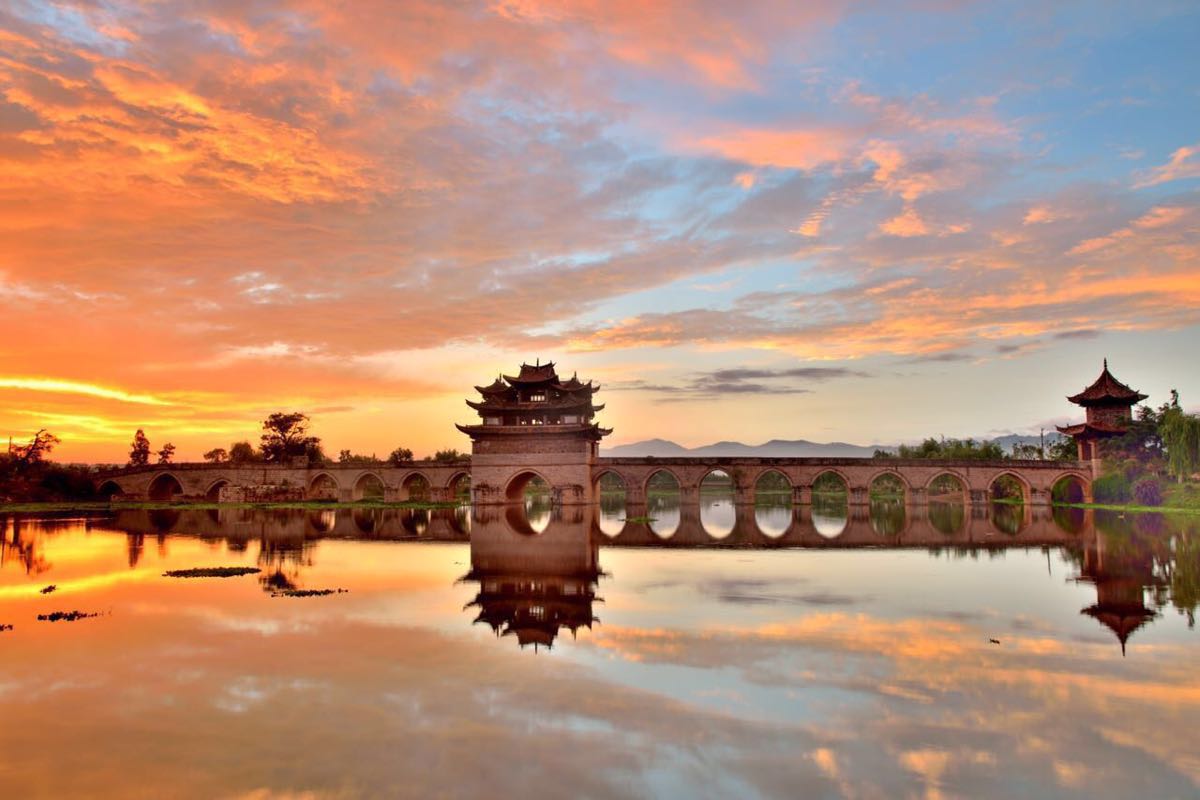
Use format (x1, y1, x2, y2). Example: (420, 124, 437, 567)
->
(1160, 391, 1200, 483)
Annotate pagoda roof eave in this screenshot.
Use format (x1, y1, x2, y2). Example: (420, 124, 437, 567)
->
(1056, 421, 1128, 438)
(502, 375, 559, 387)
(457, 422, 611, 439)
(1067, 362, 1148, 405)
(466, 398, 599, 412)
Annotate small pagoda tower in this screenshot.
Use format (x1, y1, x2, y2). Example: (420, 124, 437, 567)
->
(457, 361, 611, 504)
(1057, 359, 1147, 461)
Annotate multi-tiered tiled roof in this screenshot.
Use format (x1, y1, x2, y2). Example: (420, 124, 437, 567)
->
(457, 361, 611, 440)
(1066, 359, 1149, 406)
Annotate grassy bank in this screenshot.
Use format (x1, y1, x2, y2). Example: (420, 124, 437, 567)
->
(0, 499, 465, 514)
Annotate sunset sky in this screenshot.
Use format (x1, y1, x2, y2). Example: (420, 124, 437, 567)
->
(2, 0, 1199, 462)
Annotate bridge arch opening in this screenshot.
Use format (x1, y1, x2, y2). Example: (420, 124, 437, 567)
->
(402, 472, 431, 502)
(506, 471, 553, 532)
(147, 473, 184, 503)
(1052, 474, 1088, 505)
(927, 473, 967, 536)
(755, 506, 791, 538)
(754, 470, 792, 538)
(754, 469, 792, 502)
(401, 509, 431, 536)
(927, 472, 968, 504)
(148, 509, 179, 532)
(505, 470, 549, 502)
(447, 472, 471, 501)
(811, 470, 849, 539)
(205, 479, 229, 502)
(353, 472, 386, 501)
(990, 473, 1030, 504)
(308, 473, 340, 501)
(97, 480, 122, 500)
(929, 501, 966, 536)
(646, 469, 681, 539)
(869, 472, 908, 536)
(700, 468, 735, 539)
(594, 471, 627, 537)
(354, 508, 381, 534)
(1052, 504, 1087, 535)
(990, 502, 1026, 536)
(505, 503, 549, 536)
(869, 472, 907, 501)
(450, 506, 472, 536)
(308, 510, 336, 534)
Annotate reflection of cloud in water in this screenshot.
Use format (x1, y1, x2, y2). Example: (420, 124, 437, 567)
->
(700, 497, 735, 538)
(522, 496, 552, 534)
(597, 503, 625, 537)
(812, 510, 848, 538)
(648, 496, 680, 538)
(700, 578, 862, 607)
(755, 504, 792, 538)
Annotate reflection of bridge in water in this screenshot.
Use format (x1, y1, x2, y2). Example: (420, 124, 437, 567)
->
(11, 501, 1183, 654)
(92, 501, 1091, 550)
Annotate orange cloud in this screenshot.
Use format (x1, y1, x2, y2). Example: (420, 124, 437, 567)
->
(689, 127, 852, 170)
(879, 206, 930, 237)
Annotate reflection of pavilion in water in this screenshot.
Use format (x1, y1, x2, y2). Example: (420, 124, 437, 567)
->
(461, 504, 602, 651)
(11, 500, 1193, 654)
(1072, 521, 1167, 655)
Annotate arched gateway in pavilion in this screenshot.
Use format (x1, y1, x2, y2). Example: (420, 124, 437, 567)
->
(94, 359, 1142, 507)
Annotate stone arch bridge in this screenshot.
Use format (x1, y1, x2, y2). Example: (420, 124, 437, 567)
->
(591, 456, 1092, 507)
(93, 456, 1091, 506)
(93, 461, 473, 503)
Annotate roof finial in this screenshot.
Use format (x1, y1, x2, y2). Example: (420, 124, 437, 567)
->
(1104, 357, 1108, 370)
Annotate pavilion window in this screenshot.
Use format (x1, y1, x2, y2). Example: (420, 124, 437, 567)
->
(530, 392, 546, 402)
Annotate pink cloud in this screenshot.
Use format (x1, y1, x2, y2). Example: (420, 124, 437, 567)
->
(1134, 142, 1200, 187)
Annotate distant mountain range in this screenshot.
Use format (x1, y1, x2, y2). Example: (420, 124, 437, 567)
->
(600, 434, 1064, 459)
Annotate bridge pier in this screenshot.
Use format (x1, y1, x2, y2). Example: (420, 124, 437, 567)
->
(793, 485, 812, 505)
(849, 486, 869, 506)
(733, 486, 756, 506)
(969, 489, 990, 506)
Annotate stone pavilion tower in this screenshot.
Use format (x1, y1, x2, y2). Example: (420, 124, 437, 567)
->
(1057, 359, 1147, 462)
(457, 361, 611, 504)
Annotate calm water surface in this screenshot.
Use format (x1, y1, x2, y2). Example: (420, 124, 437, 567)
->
(1, 498, 1198, 799)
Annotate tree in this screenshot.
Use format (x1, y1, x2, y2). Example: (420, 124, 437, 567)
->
(432, 448, 465, 462)
(9, 429, 60, 468)
(891, 437, 1007, 461)
(388, 446, 414, 465)
(259, 412, 322, 463)
(1109, 402, 1166, 464)
(157, 443, 176, 464)
(1046, 437, 1078, 462)
(203, 448, 228, 463)
(129, 429, 151, 466)
(228, 441, 259, 464)
(1011, 443, 1043, 460)
(1161, 391, 1200, 483)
